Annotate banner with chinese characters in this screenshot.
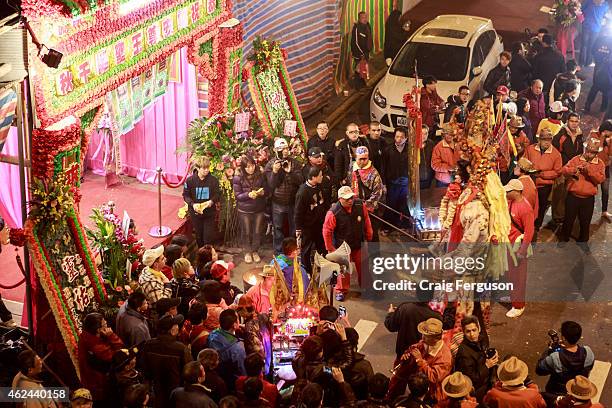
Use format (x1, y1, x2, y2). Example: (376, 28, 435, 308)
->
(106, 57, 171, 135)
(245, 39, 307, 146)
(27, 121, 106, 377)
(28, 0, 234, 127)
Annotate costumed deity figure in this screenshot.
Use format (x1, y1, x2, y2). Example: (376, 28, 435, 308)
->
(432, 103, 511, 355)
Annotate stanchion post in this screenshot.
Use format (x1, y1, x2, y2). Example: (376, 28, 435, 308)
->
(148, 167, 172, 238)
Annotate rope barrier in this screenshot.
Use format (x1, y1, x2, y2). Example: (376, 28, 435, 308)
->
(0, 252, 26, 289)
(0, 277, 25, 289)
(159, 162, 192, 189)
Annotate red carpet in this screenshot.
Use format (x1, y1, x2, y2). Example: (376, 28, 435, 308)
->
(0, 173, 186, 306)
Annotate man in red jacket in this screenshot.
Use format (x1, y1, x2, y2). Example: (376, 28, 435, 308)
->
(235, 353, 279, 407)
(514, 158, 539, 215)
(559, 138, 607, 250)
(555, 376, 603, 408)
(387, 318, 452, 404)
(323, 186, 373, 301)
(431, 125, 460, 187)
(503, 179, 535, 318)
(78, 313, 124, 403)
(525, 128, 562, 230)
(484, 357, 546, 408)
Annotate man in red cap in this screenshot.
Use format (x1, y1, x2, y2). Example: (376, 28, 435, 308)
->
(210, 260, 242, 306)
(504, 179, 535, 318)
(483, 51, 512, 96)
(559, 138, 606, 250)
(494, 85, 517, 118)
(323, 186, 373, 301)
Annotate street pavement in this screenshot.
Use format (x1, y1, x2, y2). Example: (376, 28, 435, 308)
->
(236, 0, 612, 403)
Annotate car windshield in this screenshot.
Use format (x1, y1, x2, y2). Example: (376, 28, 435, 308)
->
(389, 42, 469, 82)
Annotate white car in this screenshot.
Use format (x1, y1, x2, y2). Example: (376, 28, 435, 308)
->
(370, 15, 504, 132)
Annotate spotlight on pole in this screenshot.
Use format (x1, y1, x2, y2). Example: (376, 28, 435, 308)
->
(23, 19, 63, 69)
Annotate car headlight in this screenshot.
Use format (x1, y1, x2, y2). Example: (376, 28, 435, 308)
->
(373, 88, 387, 109)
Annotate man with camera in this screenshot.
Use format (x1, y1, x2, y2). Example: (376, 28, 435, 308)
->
(265, 138, 304, 255)
(454, 315, 497, 402)
(536, 321, 595, 402)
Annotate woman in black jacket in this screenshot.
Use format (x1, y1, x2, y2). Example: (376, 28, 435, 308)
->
(233, 157, 267, 264)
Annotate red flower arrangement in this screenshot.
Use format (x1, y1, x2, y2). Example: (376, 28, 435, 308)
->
(20, 0, 71, 19)
(187, 22, 243, 115)
(31, 122, 82, 180)
(9, 228, 26, 247)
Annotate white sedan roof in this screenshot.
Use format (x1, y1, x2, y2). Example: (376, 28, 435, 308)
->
(411, 15, 493, 46)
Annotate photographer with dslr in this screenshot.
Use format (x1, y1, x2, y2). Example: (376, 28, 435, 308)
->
(454, 315, 497, 402)
(265, 138, 304, 255)
(536, 321, 595, 403)
(292, 322, 355, 407)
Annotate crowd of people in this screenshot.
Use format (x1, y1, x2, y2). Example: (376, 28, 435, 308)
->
(11, 293, 603, 408)
(6, 8, 612, 408)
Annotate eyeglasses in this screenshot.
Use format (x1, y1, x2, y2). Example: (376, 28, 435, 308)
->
(317, 127, 329, 130)
(348, 130, 360, 134)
